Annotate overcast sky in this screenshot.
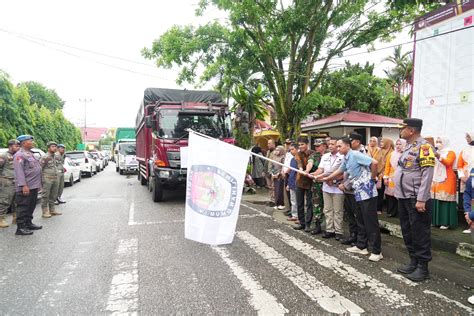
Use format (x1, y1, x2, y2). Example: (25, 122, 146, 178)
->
(0, 0, 412, 129)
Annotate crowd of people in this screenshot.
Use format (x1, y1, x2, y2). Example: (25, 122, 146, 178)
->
(249, 118, 474, 283)
(0, 135, 67, 235)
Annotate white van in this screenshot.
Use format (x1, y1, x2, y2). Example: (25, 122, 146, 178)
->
(115, 142, 138, 175)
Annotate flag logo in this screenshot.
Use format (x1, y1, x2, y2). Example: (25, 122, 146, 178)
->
(186, 165, 238, 217)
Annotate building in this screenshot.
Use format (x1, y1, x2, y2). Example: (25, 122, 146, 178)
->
(79, 127, 109, 142)
(301, 110, 403, 144)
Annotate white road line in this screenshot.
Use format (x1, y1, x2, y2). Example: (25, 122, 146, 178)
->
(380, 268, 418, 287)
(424, 290, 474, 314)
(241, 203, 272, 218)
(212, 246, 288, 315)
(128, 202, 136, 225)
(37, 260, 80, 306)
(236, 231, 365, 315)
(106, 238, 139, 315)
(270, 229, 411, 308)
(128, 214, 267, 226)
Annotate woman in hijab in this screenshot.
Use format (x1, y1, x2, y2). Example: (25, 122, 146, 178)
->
(376, 138, 394, 214)
(367, 137, 380, 158)
(384, 138, 406, 217)
(431, 136, 457, 229)
(251, 146, 265, 188)
(270, 145, 286, 210)
(457, 132, 474, 233)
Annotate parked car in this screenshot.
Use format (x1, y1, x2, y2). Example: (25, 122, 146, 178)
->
(63, 157, 81, 186)
(31, 147, 46, 160)
(65, 151, 97, 177)
(90, 152, 105, 172)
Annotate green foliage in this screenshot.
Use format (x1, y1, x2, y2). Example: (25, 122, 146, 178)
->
(143, 0, 431, 139)
(19, 81, 65, 112)
(233, 128, 251, 150)
(383, 46, 413, 95)
(0, 72, 81, 150)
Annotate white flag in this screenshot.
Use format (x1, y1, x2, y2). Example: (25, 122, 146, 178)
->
(185, 132, 249, 245)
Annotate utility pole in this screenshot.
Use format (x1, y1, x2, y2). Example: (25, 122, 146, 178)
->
(79, 98, 92, 142)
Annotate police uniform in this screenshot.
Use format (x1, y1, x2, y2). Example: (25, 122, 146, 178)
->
(13, 135, 43, 235)
(40, 142, 61, 217)
(56, 144, 66, 203)
(394, 118, 435, 281)
(0, 140, 19, 227)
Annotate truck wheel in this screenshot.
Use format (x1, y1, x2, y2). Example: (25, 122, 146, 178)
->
(119, 169, 124, 175)
(139, 172, 147, 186)
(116, 166, 119, 172)
(152, 177, 163, 202)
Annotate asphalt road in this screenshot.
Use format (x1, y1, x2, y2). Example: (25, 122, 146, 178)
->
(1, 164, 473, 315)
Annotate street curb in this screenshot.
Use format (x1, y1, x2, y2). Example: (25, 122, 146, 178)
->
(379, 220, 474, 259)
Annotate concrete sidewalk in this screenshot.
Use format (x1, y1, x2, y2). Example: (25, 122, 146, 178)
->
(242, 187, 474, 259)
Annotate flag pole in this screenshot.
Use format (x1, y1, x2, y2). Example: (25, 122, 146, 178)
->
(186, 129, 312, 177)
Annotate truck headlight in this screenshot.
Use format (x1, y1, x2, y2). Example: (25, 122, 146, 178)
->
(159, 171, 170, 178)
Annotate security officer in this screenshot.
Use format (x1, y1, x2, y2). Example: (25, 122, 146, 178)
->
(394, 118, 435, 282)
(40, 142, 62, 218)
(0, 139, 20, 228)
(55, 144, 66, 204)
(13, 135, 43, 235)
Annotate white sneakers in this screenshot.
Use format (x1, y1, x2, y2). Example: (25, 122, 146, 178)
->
(346, 246, 369, 255)
(468, 295, 474, 305)
(462, 229, 471, 234)
(368, 253, 384, 262)
(440, 226, 449, 230)
(346, 246, 383, 261)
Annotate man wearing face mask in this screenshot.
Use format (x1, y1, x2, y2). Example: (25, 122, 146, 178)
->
(394, 118, 435, 282)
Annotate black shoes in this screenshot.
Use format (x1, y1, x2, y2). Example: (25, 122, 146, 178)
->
(311, 226, 322, 235)
(397, 257, 418, 274)
(406, 262, 430, 282)
(293, 225, 305, 230)
(335, 234, 343, 241)
(26, 223, 43, 230)
(304, 226, 312, 233)
(57, 198, 66, 204)
(15, 226, 33, 236)
(322, 232, 336, 239)
(340, 233, 357, 245)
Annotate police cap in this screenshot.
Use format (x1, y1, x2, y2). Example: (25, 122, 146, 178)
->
(398, 118, 423, 129)
(349, 132, 363, 141)
(57, 144, 65, 148)
(7, 139, 20, 146)
(17, 135, 34, 142)
(47, 141, 58, 148)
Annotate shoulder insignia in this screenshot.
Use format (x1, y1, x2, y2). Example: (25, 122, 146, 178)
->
(419, 144, 435, 167)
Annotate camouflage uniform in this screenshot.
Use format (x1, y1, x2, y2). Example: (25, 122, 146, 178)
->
(308, 151, 323, 231)
(0, 150, 16, 225)
(56, 152, 65, 201)
(40, 152, 60, 216)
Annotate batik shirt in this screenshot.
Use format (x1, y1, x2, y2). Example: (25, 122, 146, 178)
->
(339, 150, 377, 202)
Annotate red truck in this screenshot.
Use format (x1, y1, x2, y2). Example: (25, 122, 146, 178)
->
(135, 88, 234, 202)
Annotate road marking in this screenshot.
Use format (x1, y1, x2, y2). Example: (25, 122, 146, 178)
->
(236, 231, 365, 315)
(424, 290, 474, 314)
(269, 229, 411, 308)
(212, 246, 288, 315)
(37, 259, 80, 306)
(380, 268, 418, 287)
(128, 201, 136, 225)
(105, 238, 139, 315)
(241, 203, 272, 218)
(128, 214, 267, 226)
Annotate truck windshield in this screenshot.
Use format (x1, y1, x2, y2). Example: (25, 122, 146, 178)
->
(158, 109, 232, 139)
(119, 144, 136, 155)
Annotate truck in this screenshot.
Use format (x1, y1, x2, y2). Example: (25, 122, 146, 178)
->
(111, 127, 135, 162)
(115, 140, 138, 175)
(135, 88, 233, 202)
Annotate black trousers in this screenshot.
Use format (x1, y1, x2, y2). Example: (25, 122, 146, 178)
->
(398, 198, 432, 263)
(355, 197, 381, 254)
(284, 176, 291, 210)
(15, 189, 39, 226)
(377, 181, 385, 212)
(273, 178, 285, 206)
(296, 187, 313, 228)
(386, 195, 398, 216)
(343, 193, 358, 235)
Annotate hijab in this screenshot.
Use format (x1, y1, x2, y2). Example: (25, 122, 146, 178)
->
(251, 146, 262, 164)
(390, 139, 407, 168)
(368, 137, 380, 158)
(468, 132, 474, 146)
(433, 136, 453, 183)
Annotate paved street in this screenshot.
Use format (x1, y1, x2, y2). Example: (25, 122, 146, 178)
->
(1, 164, 473, 315)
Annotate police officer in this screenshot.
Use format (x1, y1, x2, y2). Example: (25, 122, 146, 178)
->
(0, 139, 20, 228)
(55, 144, 66, 204)
(40, 142, 62, 218)
(394, 118, 435, 282)
(13, 135, 43, 235)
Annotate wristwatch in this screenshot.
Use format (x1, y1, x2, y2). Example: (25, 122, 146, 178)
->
(332, 179, 338, 184)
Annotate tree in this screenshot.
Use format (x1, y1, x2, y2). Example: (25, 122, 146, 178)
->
(383, 46, 413, 96)
(143, 1, 439, 138)
(19, 81, 65, 112)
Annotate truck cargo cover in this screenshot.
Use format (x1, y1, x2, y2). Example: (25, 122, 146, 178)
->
(143, 88, 223, 105)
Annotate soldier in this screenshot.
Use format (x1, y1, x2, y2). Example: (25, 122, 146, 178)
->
(394, 118, 435, 282)
(13, 135, 43, 235)
(40, 142, 62, 218)
(0, 139, 20, 228)
(55, 144, 67, 204)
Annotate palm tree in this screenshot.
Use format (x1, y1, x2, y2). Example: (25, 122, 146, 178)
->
(383, 46, 413, 96)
